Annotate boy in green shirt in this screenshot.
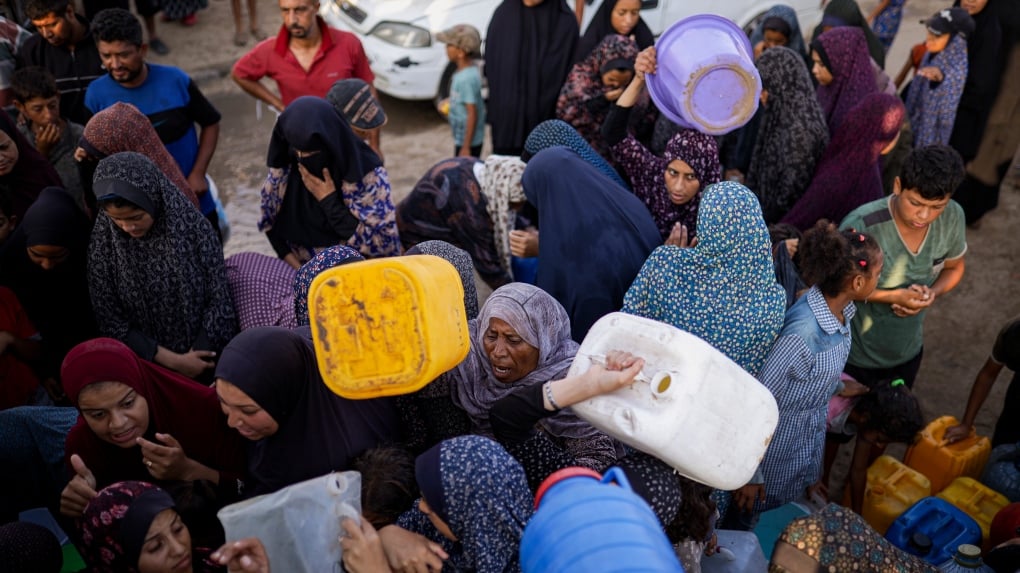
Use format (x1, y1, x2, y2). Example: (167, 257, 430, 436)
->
(840, 145, 967, 388)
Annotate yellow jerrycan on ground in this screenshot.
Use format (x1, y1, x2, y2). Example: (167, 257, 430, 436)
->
(857, 455, 932, 535)
(905, 415, 992, 494)
(307, 255, 470, 399)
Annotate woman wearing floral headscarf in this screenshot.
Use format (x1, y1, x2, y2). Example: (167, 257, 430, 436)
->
(906, 7, 975, 147)
(747, 46, 830, 224)
(396, 435, 532, 573)
(396, 155, 526, 288)
(624, 181, 786, 376)
(604, 46, 721, 244)
(556, 34, 650, 160)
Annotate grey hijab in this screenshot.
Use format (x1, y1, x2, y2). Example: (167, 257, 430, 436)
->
(451, 283, 599, 440)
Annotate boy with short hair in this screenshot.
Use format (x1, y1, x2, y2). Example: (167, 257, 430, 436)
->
(840, 144, 968, 388)
(11, 66, 84, 210)
(437, 24, 485, 158)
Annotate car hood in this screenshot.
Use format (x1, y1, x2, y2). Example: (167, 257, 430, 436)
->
(336, 0, 497, 37)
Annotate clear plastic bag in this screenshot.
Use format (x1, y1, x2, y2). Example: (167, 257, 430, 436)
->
(217, 471, 361, 572)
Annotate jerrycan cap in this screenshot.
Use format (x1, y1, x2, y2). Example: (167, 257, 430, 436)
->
(533, 467, 602, 509)
(954, 544, 983, 566)
(908, 532, 932, 554)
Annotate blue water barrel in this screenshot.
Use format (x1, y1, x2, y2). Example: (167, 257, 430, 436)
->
(520, 467, 684, 573)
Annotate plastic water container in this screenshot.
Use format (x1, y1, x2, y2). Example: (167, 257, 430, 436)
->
(981, 443, 1020, 502)
(886, 497, 983, 565)
(937, 544, 995, 572)
(861, 455, 933, 535)
(937, 477, 1010, 547)
(567, 312, 779, 490)
(905, 416, 992, 494)
(753, 494, 826, 560)
(218, 472, 361, 573)
(520, 467, 683, 573)
(701, 530, 767, 573)
(307, 255, 470, 399)
(989, 502, 1020, 548)
(646, 14, 761, 135)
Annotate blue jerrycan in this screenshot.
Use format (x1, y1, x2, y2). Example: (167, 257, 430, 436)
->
(520, 467, 684, 573)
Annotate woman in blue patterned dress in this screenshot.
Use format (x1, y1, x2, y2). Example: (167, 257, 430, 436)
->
(869, 0, 908, 51)
(622, 181, 785, 376)
(732, 221, 883, 522)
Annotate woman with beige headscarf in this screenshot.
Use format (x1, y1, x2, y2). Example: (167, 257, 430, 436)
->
(396, 155, 526, 289)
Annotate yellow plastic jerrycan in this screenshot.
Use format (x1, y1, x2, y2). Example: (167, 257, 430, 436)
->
(307, 255, 470, 399)
(859, 455, 932, 535)
(937, 476, 1009, 547)
(905, 416, 991, 494)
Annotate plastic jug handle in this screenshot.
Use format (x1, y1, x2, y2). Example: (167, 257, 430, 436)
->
(586, 353, 651, 383)
(717, 547, 737, 562)
(601, 467, 635, 492)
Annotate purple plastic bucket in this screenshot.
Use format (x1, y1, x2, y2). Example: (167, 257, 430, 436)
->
(646, 14, 761, 136)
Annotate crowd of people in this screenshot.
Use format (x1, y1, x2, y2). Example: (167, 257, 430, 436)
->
(0, 0, 1019, 570)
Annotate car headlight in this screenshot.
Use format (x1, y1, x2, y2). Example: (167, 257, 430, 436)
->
(370, 22, 431, 48)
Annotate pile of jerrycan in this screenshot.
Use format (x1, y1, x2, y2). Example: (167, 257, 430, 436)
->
(755, 414, 1020, 572)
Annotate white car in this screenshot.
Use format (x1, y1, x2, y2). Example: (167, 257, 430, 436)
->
(319, 0, 821, 101)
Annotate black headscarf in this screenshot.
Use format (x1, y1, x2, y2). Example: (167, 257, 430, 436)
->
(87, 152, 237, 361)
(812, 0, 887, 68)
(574, 0, 655, 62)
(523, 146, 661, 341)
(949, 0, 1004, 161)
(262, 97, 386, 259)
(214, 326, 403, 496)
(485, 0, 579, 154)
(0, 187, 96, 374)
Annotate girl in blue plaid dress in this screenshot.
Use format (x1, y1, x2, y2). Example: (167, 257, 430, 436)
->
(731, 221, 883, 520)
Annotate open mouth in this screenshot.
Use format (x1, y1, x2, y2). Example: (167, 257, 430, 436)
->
(492, 365, 512, 377)
(111, 428, 137, 443)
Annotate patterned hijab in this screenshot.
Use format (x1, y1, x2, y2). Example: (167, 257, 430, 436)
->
(81, 102, 198, 208)
(522, 119, 629, 189)
(415, 436, 532, 573)
(813, 27, 878, 134)
(478, 155, 526, 275)
(906, 34, 969, 147)
(292, 245, 364, 326)
(224, 252, 299, 331)
(556, 34, 639, 156)
(80, 481, 177, 573)
(406, 240, 480, 320)
(781, 92, 905, 230)
(452, 283, 600, 442)
(747, 46, 830, 223)
(749, 4, 809, 59)
(87, 152, 237, 357)
(623, 181, 786, 375)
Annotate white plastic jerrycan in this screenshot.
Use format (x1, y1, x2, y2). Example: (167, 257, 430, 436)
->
(567, 312, 779, 490)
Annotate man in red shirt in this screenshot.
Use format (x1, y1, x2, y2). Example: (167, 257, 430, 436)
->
(232, 0, 380, 150)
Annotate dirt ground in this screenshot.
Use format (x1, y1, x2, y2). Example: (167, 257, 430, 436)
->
(153, 0, 1020, 496)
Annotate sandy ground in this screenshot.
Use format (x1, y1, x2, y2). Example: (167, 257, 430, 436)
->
(154, 0, 1020, 496)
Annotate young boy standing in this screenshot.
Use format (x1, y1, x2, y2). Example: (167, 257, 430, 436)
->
(437, 24, 485, 158)
(11, 66, 84, 210)
(839, 145, 968, 388)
